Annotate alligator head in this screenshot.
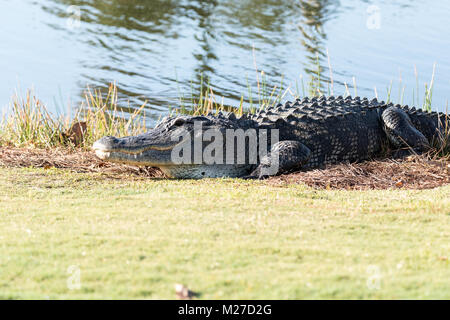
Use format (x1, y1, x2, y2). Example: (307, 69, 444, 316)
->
(92, 114, 256, 178)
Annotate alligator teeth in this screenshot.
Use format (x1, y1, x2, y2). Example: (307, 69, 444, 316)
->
(94, 150, 111, 160)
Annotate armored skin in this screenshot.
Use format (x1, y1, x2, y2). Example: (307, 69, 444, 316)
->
(93, 96, 448, 179)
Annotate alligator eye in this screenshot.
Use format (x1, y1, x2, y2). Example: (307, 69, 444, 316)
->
(172, 118, 185, 126)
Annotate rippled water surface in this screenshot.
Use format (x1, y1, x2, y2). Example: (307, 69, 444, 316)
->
(1, 0, 449, 121)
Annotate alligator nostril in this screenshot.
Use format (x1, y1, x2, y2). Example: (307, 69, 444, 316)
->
(105, 136, 118, 143)
(93, 136, 118, 151)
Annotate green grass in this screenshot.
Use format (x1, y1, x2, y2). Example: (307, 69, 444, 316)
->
(0, 167, 449, 299)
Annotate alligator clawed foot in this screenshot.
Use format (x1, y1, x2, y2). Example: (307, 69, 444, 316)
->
(392, 149, 414, 159)
(241, 175, 269, 180)
(392, 147, 426, 159)
(241, 175, 258, 180)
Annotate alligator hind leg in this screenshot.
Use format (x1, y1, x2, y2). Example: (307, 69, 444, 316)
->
(381, 106, 430, 156)
(245, 141, 312, 179)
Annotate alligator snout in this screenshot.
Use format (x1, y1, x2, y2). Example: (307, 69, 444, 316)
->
(92, 136, 119, 159)
(93, 136, 119, 151)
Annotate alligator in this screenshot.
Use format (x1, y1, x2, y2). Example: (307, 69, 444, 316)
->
(93, 96, 448, 179)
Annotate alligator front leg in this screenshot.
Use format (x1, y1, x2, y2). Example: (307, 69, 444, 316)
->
(245, 141, 312, 179)
(381, 106, 430, 156)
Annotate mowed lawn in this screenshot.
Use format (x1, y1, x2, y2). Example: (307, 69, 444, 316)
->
(0, 167, 449, 299)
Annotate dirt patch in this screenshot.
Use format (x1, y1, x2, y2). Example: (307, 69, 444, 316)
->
(0, 146, 448, 190)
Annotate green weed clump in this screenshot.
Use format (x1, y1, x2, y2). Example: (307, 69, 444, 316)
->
(0, 83, 147, 149)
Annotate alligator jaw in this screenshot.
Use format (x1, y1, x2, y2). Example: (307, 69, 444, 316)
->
(92, 135, 178, 166)
(92, 142, 176, 159)
(93, 148, 111, 160)
(92, 139, 251, 178)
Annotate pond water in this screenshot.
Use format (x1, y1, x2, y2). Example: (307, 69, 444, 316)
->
(1, 0, 449, 123)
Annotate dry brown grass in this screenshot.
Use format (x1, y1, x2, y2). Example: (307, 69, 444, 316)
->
(0, 146, 448, 190)
(0, 146, 164, 179)
(270, 155, 450, 190)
